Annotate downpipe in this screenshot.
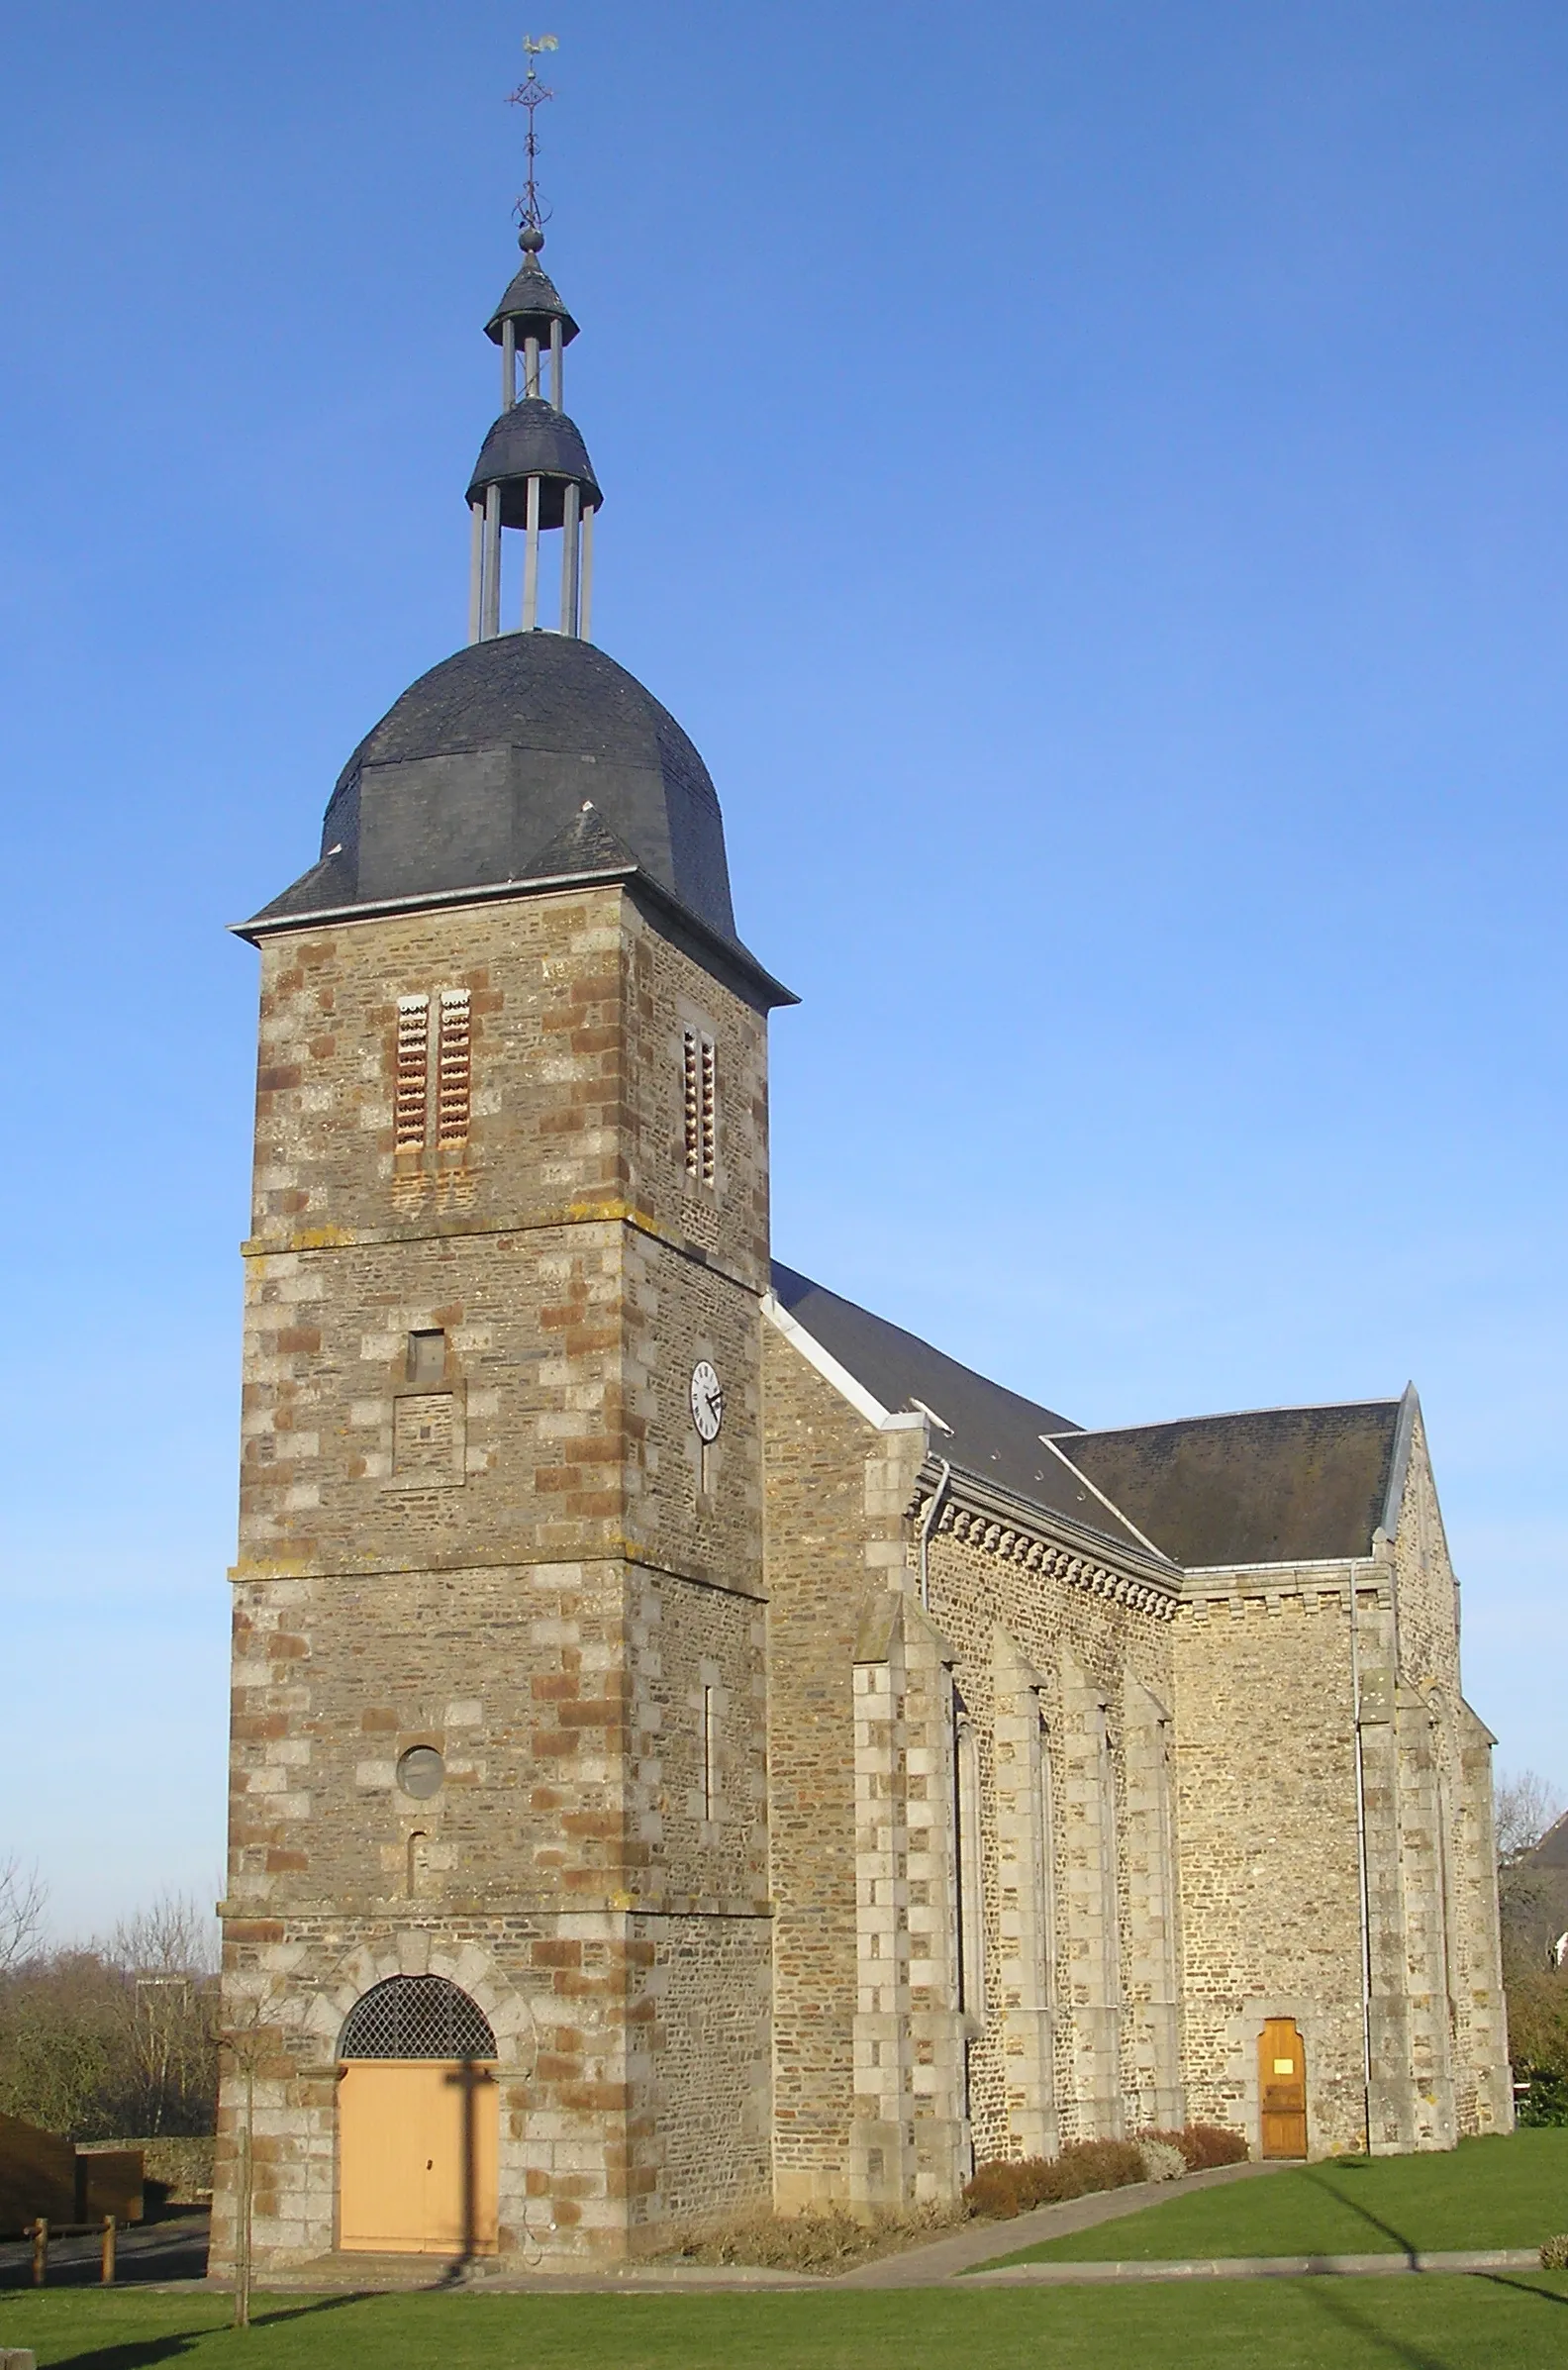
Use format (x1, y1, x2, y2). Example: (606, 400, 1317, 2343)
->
(918, 1460, 952, 1612)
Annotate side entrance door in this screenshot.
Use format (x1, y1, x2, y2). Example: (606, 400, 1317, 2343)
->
(1258, 2018, 1308, 2158)
(339, 2059, 499, 2253)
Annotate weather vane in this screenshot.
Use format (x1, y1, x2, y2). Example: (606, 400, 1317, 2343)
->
(509, 34, 559, 249)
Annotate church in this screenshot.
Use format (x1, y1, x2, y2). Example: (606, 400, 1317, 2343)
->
(211, 117, 1513, 2273)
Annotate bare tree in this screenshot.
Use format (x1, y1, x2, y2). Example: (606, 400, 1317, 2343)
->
(220, 1972, 301, 2330)
(0, 1857, 46, 1973)
(108, 1893, 220, 1981)
(101, 1892, 220, 2136)
(1496, 1770, 1566, 1865)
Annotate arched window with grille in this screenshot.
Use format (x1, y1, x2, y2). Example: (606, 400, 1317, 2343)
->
(337, 1975, 497, 2061)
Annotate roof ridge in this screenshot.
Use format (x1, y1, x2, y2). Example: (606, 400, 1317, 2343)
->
(1052, 1395, 1405, 1439)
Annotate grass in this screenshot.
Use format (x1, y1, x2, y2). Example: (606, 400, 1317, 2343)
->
(5, 2279, 1568, 2370)
(987, 2128, 1568, 2265)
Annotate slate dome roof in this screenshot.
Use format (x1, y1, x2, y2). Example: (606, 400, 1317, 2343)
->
(466, 399, 601, 528)
(484, 256, 579, 347)
(246, 631, 740, 946)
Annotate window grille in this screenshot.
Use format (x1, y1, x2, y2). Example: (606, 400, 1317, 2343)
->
(394, 996, 431, 1149)
(683, 1028, 716, 1186)
(338, 1975, 497, 2061)
(437, 989, 471, 1146)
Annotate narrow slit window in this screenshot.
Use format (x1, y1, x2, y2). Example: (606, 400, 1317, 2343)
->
(702, 1684, 719, 1821)
(683, 1028, 717, 1186)
(437, 989, 471, 1146)
(394, 995, 431, 1149)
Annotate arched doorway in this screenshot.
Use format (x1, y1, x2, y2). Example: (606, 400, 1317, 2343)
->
(337, 1976, 500, 2254)
(1258, 2018, 1308, 2159)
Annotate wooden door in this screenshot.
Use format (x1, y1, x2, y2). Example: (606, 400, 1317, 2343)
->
(1258, 2018, 1308, 2158)
(338, 2060, 499, 2253)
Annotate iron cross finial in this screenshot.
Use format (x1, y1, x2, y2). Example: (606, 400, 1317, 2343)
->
(509, 34, 559, 245)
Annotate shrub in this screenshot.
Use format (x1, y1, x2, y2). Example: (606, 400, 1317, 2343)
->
(1136, 2137, 1186, 2183)
(664, 2203, 962, 2271)
(1540, 2233, 1568, 2271)
(963, 2138, 1148, 2220)
(1517, 2069, 1568, 2128)
(1139, 2123, 1248, 2171)
(1174, 2122, 1250, 2170)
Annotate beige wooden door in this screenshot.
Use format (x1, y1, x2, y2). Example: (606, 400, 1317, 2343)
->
(338, 2060, 499, 2253)
(1258, 2018, 1308, 2159)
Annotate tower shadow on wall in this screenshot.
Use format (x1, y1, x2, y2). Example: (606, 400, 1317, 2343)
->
(439, 2056, 493, 2281)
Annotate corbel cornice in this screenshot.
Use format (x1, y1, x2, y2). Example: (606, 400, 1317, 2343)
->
(907, 1461, 1182, 1623)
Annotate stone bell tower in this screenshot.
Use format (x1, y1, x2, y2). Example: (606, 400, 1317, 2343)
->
(213, 65, 793, 2272)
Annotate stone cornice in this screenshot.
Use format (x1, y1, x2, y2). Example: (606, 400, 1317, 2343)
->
(908, 1464, 1182, 1622)
(242, 1201, 764, 1299)
(230, 1544, 766, 1600)
(1178, 1557, 1393, 1617)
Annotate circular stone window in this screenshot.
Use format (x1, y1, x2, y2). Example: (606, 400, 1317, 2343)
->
(396, 1745, 444, 1800)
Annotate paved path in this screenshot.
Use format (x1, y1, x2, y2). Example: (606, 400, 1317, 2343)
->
(19, 2165, 1548, 2296)
(257, 2161, 1293, 2293)
(0, 2215, 210, 2292)
(836, 2157, 1287, 2287)
(968, 2248, 1545, 2285)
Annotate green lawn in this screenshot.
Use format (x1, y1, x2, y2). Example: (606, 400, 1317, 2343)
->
(5, 2280, 1568, 2370)
(988, 2128, 1568, 2265)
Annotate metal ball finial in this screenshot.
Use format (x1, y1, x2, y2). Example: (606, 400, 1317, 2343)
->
(519, 225, 545, 253)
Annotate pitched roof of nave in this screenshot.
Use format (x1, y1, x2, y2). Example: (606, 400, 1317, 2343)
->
(771, 1261, 1415, 1573)
(1051, 1398, 1411, 1569)
(769, 1262, 1155, 1560)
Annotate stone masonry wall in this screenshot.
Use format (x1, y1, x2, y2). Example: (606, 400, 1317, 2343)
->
(921, 1526, 1178, 2166)
(219, 882, 777, 2267)
(760, 1301, 1184, 2206)
(1170, 1575, 1370, 2157)
(760, 1321, 908, 2210)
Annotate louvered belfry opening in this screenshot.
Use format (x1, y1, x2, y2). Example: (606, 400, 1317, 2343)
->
(683, 1028, 717, 1186)
(437, 989, 472, 1146)
(394, 995, 431, 1149)
(338, 1975, 498, 2062)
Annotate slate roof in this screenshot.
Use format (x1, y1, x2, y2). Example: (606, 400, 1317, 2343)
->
(467, 400, 602, 529)
(1050, 1400, 1409, 1568)
(770, 1264, 1412, 1574)
(485, 257, 580, 347)
(241, 633, 765, 970)
(769, 1264, 1163, 1561)
(1527, 1812, 1568, 1872)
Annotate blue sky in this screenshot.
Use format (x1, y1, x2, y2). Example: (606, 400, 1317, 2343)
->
(1, 1, 1564, 1936)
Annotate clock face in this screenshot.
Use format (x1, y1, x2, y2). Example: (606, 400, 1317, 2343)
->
(690, 1359, 724, 1443)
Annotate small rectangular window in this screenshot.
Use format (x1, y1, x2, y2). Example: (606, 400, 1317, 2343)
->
(407, 1330, 446, 1387)
(437, 989, 471, 1146)
(683, 1028, 717, 1187)
(702, 1684, 719, 1821)
(394, 995, 431, 1149)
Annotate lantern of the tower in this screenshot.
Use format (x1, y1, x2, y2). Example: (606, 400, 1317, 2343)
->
(466, 230, 602, 642)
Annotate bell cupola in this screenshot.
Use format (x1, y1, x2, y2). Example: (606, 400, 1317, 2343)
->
(466, 41, 600, 643)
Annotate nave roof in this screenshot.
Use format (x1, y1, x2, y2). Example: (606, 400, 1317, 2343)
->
(771, 1261, 1414, 1573)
